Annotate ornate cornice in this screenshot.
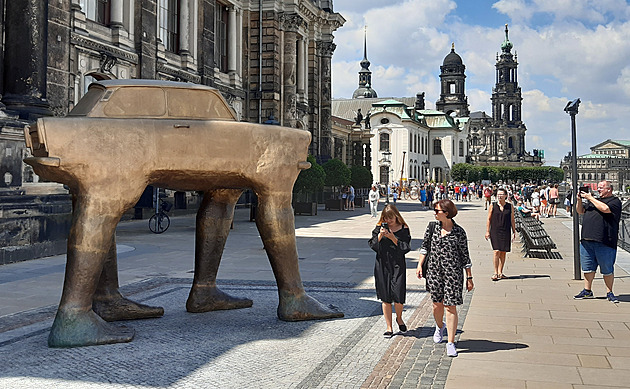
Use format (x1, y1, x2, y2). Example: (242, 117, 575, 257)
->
(156, 63, 202, 84)
(70, 32, 138, 64)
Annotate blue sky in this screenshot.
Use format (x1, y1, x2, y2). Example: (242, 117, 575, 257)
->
(331, 0, 630, 166)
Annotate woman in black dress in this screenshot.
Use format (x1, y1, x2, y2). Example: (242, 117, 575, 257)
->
(369, 204, 411, 338)
(485, 187, 516, 281)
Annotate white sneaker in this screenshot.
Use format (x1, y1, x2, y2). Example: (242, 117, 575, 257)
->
(446, 342, 458, 357)
(433, 325, 446, 343)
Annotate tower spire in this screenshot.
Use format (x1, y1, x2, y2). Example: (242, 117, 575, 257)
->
(353, 25, 377, 98)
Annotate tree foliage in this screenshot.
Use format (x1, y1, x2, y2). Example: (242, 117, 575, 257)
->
(451, 163, 565, 183)
(323, 158, 351, 187)
(293, 155, 325, 194)
(350, 165, 373, 189)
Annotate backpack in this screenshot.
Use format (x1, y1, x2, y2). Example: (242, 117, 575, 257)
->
(484, 188, 492, 197)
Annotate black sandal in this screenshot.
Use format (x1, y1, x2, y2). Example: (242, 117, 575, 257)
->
(383, 331, 393, 338)
(397, 320, 407, 332)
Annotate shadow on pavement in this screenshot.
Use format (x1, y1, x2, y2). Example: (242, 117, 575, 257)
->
(455, 338, 529, 353)
(501, 274, 551, 280)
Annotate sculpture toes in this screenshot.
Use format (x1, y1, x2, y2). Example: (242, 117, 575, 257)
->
(48, 309, 135, 348)
(186, 286, 253, 313)
(277, 292, 344, 322)
(93, 297, 164, 322)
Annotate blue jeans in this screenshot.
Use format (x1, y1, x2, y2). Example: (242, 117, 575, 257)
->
(580, 240, 617, 276)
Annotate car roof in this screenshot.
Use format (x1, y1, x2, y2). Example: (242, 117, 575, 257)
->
(94, 79, 217, 91)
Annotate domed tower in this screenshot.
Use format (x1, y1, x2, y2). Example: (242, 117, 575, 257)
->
(352, 27, 377, 99)
(491, 24, 526, 155)
(492, 24, 522, 126)
(435, 43, 469, 117)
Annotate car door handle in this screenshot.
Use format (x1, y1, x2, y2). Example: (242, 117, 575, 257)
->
(174, 124, 190, 128)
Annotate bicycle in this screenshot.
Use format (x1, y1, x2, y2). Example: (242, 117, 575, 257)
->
(149, 199, 172, 234)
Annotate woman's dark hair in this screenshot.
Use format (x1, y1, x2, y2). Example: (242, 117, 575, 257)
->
(434, 199, 457, 219)
(497, 187, 508, 196)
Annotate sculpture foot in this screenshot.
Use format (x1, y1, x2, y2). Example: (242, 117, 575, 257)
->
(186, 285, 253, 313)
(48, 309, 135, 348)
(93, 294, 164, 322)
(277, 290, 344, 322)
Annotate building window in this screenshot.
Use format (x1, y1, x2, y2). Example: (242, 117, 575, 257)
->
(159, 0, 180, 53)
(433, 139, 442, 155)
(216, 3, 229, 72)
(80, 0, 111, 25)
(459, 140, 464, 157)
(380, 166, 389, 184)
(380, 133, 390, 151)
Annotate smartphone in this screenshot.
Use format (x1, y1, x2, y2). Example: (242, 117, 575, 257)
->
(579, 186, 590, 193)
(382, 222, 389, 231)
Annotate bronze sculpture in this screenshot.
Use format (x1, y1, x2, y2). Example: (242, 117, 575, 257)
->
(23, 80, 343, 348)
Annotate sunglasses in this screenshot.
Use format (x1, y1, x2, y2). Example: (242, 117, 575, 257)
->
(434, 209, 445, 214)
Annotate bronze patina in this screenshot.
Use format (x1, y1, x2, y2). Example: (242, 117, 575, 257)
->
(23, 80, 343, 348)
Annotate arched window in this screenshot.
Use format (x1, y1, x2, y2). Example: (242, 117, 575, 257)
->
(459, 140, 464, 157)
(588, 173, 592, 180)
(433, 139, 442, 155)
(380, 132, 390, 151)
(508, 137, 514, 149)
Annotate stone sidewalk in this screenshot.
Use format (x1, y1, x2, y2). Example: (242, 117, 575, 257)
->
(1, 198, 630, 388)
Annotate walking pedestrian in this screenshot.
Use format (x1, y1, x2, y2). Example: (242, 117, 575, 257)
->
(574, 181, 622, 303)
(349, 185, 355, 211)
(416, 199, 473, 357)
(369, 204, 412, 337)
(483, 186, 493, 210)
(549, 184, 559, 217)
(485, 187, 516, 281)
(368, 185, 379, 218)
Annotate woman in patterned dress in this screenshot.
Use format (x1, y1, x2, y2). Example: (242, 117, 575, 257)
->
(485, 187, 516, 281)
(416, 199, 473, 357)
(369, 204, 412, 338)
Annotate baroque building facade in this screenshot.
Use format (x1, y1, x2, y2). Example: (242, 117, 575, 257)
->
(467, 25, 541, 167)
(0, 0, 344, 191)
(561, 139, 630, 192)
(0, 0, 344, 262)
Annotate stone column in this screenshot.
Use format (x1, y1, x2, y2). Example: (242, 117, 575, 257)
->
(236, 8, 242, 77)
(281, 14, 303, 128)
(179, 0, 190, 55)
(110, 0, 124, 27)
(297, 38, 305, 96)
(227, 6, 237, 74)
(2, 0, 52, 120)
(319, 40, 336, 160)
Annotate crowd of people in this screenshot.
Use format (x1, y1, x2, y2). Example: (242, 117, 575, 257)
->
(367, 178, 623, 358)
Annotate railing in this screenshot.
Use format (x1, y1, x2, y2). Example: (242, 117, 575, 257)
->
(619, 212, 630, 252)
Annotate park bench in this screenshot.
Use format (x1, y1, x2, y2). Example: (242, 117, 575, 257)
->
(514, 209, 561, 259)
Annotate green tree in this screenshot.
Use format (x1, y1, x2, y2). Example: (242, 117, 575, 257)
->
(350, 165, 373, 189)
(323, 158, 351, 195)
(293, 155, 325, 201)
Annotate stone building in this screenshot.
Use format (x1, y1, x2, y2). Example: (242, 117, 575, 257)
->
(0, 0, 344, 262)
(561, 139, 630, 192)
(467, 25, 541, 166)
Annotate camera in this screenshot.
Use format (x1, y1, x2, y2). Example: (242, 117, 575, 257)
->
(381, 223, 389, 231)
(579, 186, 590, 193)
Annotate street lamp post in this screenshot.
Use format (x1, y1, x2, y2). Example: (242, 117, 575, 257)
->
(565, 98, 581, 281)
(422, 160, 430, 182)
(383, 151, 392, 204)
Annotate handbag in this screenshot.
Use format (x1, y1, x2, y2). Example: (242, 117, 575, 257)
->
(422, 222, 437, 277)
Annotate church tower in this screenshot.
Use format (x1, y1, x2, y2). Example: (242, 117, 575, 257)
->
(352, 27, 377, 99)
(491, 24, 526, 155)
(435, 43, 469, 117)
